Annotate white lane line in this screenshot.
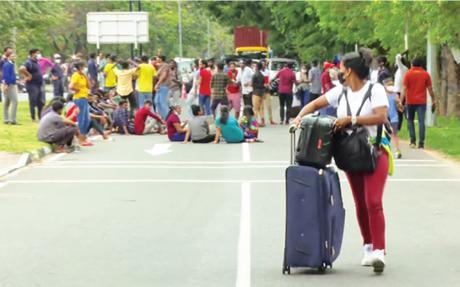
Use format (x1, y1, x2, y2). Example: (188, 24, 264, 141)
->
(242, 143, 251, 163)
(145, 144, 172, 156)
(44, 153, 66, 163)
(6, 178, 460, 184)
(47, 160, 285, 165)
(236, 182, 251, 287)
(36, 164, 450, 169)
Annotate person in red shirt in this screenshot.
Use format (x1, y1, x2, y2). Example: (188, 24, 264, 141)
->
(275, 63, 297, 125)
(400, 57, 436, 149)
(226, 62, 241, 119)
(321, 62, 335, 93)
(198, 60, 212, 115)
(134, 100, 164, 135)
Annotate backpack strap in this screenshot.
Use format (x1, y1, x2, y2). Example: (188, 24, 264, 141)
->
(356, 84, 374, 116)
(338, 88, 352, 117)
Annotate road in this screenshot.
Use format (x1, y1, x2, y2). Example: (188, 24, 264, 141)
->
(1, 121, 460, 286)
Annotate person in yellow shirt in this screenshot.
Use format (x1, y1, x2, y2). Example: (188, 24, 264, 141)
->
(114, 60, 139, 117)
(136, 55, 157, 109)
(103, 55, 117, 91)
(69, 61, 91, 136)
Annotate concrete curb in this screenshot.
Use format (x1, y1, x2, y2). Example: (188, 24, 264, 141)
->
(0, 146, 51, 178)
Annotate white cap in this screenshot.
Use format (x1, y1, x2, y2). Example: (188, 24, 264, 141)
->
(54, 54, 61, 59)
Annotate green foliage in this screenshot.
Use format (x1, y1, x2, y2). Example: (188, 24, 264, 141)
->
(0, 0, 233, 63)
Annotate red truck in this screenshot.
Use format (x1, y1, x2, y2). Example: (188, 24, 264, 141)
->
(234, 26, 269, 56)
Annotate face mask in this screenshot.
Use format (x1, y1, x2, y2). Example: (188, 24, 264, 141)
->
(36, 53, 42, 60)
(55, 59, 61, 64)
(386, 85, 395, 93)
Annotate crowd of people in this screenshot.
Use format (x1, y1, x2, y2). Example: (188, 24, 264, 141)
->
(1, 46, 434, 156)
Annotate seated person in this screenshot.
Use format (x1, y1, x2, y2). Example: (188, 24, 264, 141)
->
(63, 95, 93, 146)
(239, 105, 259, 142)
(113, 100, 133, 135)
(37, 101, 78, 153)
(184, 104, 215, 144)
(166, 103, 189, 142)
(134, 100, 165, 135)
(214, 105, 244, 144)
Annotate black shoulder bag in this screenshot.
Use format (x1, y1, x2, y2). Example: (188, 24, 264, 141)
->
(333, 84, 383, 173)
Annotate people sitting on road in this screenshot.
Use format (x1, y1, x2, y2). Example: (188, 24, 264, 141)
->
(183, 104, 215, 144)
(166, 103, 189, 142)
(214, 105, 244, 144)
(134, 100, 164, 135)
(240, 105, 259, 142)
(37, 101, 77, 153)
(87, 94, 111, 140)
(113, 100, 132, 135)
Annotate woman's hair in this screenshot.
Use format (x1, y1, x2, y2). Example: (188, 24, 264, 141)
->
(220, 105, 229, 125)
(242, 105, 254, 120)
(341, 48, 373, 80)
(191, 104, 201, 116)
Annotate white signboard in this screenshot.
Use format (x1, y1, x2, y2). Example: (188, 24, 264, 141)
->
(87, 12, 149, 49)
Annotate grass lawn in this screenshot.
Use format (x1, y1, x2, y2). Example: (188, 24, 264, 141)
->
(0, 101, 47, 153)
(398, 116, 460, 160)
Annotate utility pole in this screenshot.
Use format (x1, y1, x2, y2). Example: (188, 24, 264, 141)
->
(404, 22, 409, 51)
(207, 19, 211, 58)
(426, 35, 437, 127)
(138, 0, 142, 56)
(178, 1, 183, 58)
(129, 0, 134, 59)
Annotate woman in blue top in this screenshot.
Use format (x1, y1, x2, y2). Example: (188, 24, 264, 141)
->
(213, 106, 244, 144)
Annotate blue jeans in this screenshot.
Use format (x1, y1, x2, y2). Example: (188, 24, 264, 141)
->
(75, 98, 90, 135)
(407, 104, 426, 147)
(138, 92, 153, 109)
(199, 94, 211, 115)
(300, 90, 310, 107)
(155, 85, 169, 119)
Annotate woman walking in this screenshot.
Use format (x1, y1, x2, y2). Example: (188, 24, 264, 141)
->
(294, 49, 390, 274)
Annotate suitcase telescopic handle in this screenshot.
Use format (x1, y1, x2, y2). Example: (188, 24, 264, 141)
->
(289, 124, 298, 165)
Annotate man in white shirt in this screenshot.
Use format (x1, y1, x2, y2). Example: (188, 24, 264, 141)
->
(237, 59, 254, 107)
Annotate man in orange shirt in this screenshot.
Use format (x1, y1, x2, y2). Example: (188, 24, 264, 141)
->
(400, 57, 436, 149)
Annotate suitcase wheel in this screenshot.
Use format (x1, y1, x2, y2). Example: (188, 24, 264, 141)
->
(282, 266, 291, 275)
(318, 266, 326, 274)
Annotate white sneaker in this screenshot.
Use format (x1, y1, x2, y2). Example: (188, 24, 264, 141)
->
(361, 244, 373, 266)
(371, 249, 386, 274)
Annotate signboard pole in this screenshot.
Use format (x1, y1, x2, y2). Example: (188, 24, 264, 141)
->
(138, 0, 142, 56)
(129, 0, 134, 59)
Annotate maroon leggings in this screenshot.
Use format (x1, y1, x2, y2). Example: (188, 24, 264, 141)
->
(346, 150, 389, 250)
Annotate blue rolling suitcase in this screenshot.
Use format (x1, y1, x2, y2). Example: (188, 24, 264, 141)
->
(283, 125, 346, 274)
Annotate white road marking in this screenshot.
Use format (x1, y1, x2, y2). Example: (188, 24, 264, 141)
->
(145, 144, 172, 156)
(36, 163, 450, 169)
(242, 143, 251, 163)
(6, 178, 460, 184)
(0, 182, 8, 189)
(236, 182, 251, 287)
(44, 153, 66, 163)
(44, 160, 287, 165)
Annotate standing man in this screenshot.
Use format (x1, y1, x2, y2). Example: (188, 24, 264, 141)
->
(0, 47, 14, 103)
(275, 63, 297, 125)
(103, 55, 117, 92)
(377, 56, 390, 84)
(226, 61, 241, 119)
(154, 59, 172, 119)
(137, 55, 157, 108)
(51, 54, 64, 98)
(308, 60, 322, 103)
(20, 48, 45, 121)
(2, 52, 18, 124)
(238, 59, 254, 107)
(210, 62, 230, 117)
(87, 53, 99, 93)
(198, 60, 212, 115)
(260, 61, 276, 125)
(168, 60, 182, 106)
(401, 57, 436, 149)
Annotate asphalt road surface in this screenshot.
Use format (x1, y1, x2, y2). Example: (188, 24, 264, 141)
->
(1, 121, 460, 287)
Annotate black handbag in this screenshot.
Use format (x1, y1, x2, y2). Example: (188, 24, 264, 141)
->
(333, 84, 383, 173)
